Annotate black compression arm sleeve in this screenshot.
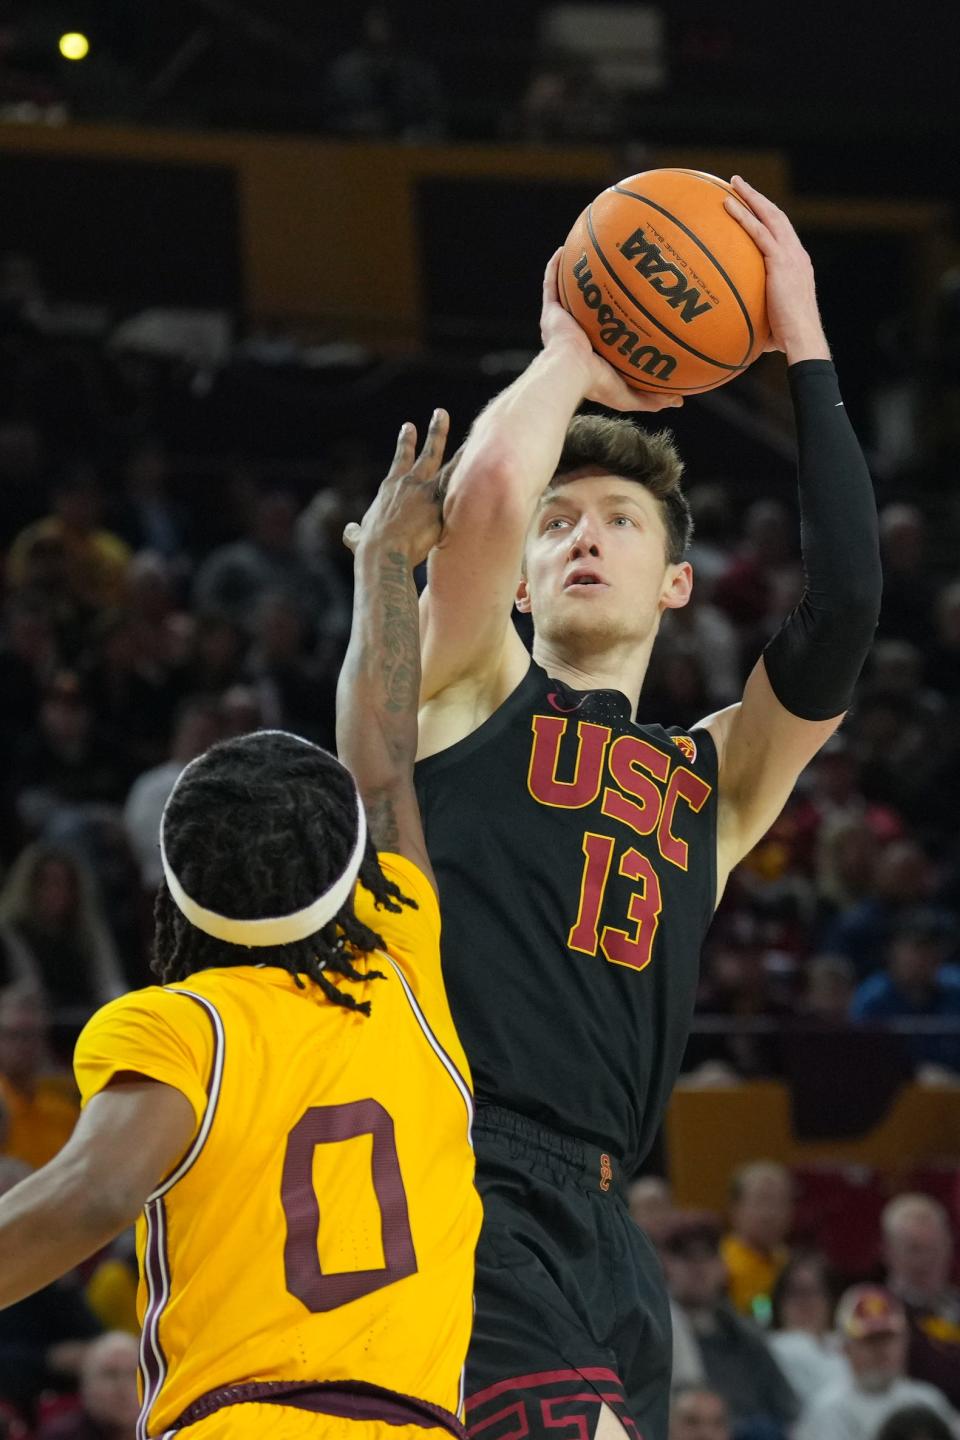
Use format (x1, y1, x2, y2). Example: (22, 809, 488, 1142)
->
(762, 359, 882, 721)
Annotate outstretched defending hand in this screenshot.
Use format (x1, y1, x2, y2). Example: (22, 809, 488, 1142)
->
(343, 408, 449, 566)
(724, 176, 831, 365)
(540, 250, 683, 414)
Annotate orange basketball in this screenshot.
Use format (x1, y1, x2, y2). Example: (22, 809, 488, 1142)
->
(559, 168, 770, 396)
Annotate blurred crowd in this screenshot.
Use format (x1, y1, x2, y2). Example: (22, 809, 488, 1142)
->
(632, 1170, 960, 1440)
(1, 255, 960, 1435)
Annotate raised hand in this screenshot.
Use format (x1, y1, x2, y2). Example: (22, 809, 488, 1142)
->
(723, 176, 831, 364)
(343, 409, 449, 566)
(539, 250, 683, 413)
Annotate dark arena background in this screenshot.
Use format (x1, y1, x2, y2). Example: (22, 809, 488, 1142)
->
(1, 2, 960, 1435)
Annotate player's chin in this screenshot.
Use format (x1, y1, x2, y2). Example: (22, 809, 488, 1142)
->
(551, 607, 626, 647)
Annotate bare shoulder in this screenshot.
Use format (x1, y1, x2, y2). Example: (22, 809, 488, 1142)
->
(417, 630, 530, 760)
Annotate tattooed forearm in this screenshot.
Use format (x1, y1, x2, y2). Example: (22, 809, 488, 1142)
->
(335, 433, 443, 879)
(363, 789, 401, 853)
(379, 550, 420, 718)
(336, 540, 422, 797)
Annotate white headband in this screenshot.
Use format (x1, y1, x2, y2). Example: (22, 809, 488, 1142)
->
(159, 732, 367, 948)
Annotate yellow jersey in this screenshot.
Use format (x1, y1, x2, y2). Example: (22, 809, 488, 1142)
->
(74, 854, 480, 1438)
(720, 1233, 789, 1316)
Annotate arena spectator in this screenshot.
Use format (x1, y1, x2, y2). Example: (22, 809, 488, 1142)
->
(113, 441, 188, 562)
(245, 591, 336, 747)
(815, 815, 879, 932)
(866, 641, 947, 730)
(664, 1214, 798, 1433)
(516, 53, 620, 145)
(687, 922, 792, 1078)
(796, 1286, 958, 1440)
(657, 589, 741, 707)
(0, 253, 51, 336)
(9, 671, 127, 834)
(0, 1157, 102, 1423)
(768, 1252, 846, 1395)
(669, 1384, 731, 1440)
(629, 1176, 676, 1247)
(792, 732, 904, 861)
(851, 911, 960, 1074)
(293, 480, 358, 667)
(825, 840, 939, 977)
(124, 551, 193, 673)
(217, 683, 264, 739)
(878, 504, 935, 650)
(684, 482, 735, 599)
(0, 986, 79, 1168)
(193, 488, 336, 634)
(882, 1194, 960, 1408)
(0, 845, 124, 1010)
(123, 697, 222, 889)
(0, 597, 59, 756)
(875, 1404, 957, 1440)
(927, 579, 960, 701)
(721, 1162, 794, 1319)
(178, 614, 247, 697)
(713, 499, 802, 638)
(80, 610, 178, 779)
(6, 532, 86, 659)
(639, 642, 716, 729)
(800, 953, 857, 1024)
(40, 810, 148, 994)
(324, 4, 446, 140)
(36, 1331, 140, 1440)
(849, 682, 944, 827)
(7, 470, 131, 612)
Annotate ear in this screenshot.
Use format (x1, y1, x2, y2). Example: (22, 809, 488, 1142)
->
(660, 560, 693, 612)
(515, 577, 532, 615)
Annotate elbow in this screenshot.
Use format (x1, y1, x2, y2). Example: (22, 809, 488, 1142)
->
(843, 579, 883, 644)
(445, 444, 526, 513)
(817, 564, 882, 641)
(837, 585, 881, 640)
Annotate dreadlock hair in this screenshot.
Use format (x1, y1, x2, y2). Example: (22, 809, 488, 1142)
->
(550, 414, 693, 565)
(153, 731, 414, 1015)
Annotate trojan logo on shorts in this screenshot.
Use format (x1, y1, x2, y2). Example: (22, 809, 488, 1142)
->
(599, 1153, 613, 1192)
(618, 227, 715, 325)
(572, 256, 677, 379)
(670, 734, 697, 765)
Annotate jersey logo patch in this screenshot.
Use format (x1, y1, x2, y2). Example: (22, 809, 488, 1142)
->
(670, 734, 697, 765)
(547, 691, 586, 714)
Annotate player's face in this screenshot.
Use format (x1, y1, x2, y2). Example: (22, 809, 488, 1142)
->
(517, 471, 691, 652)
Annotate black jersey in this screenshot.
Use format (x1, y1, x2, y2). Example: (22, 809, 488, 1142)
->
(415, 659, 719, 1172)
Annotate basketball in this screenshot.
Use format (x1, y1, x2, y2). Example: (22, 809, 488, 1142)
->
(559, 168, 770, 396)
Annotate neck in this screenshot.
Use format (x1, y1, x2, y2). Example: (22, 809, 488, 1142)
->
(532, 632, 655, 713)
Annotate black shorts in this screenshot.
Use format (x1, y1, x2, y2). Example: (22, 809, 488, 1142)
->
(465, 1106, 671, 1440)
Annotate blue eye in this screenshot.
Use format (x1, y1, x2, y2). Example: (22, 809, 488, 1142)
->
(611, 515, 635, 527)
(544, 517, 569, 531)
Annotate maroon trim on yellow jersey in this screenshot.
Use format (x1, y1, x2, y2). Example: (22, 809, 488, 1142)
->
(171, 1378, 468, 1439)
(138, 990, 225, 1440)
(379, 953, 474, 1137)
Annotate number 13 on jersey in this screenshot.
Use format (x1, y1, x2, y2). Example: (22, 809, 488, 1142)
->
(568, 833, 663, 972)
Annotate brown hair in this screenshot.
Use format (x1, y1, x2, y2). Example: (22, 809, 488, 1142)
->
(550, 415, 692, 564)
